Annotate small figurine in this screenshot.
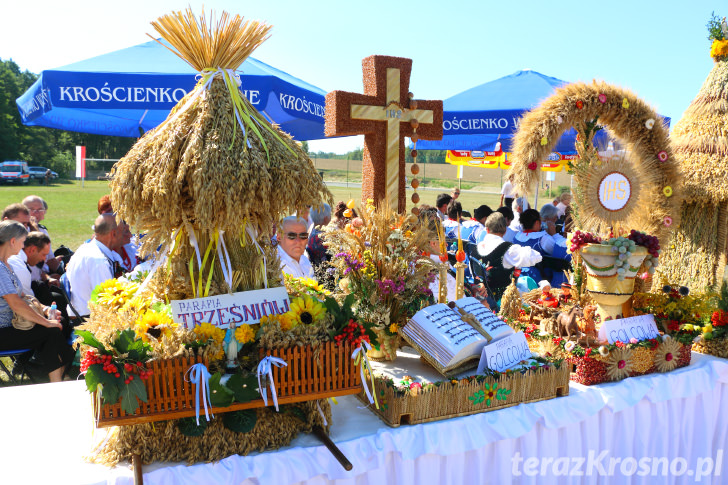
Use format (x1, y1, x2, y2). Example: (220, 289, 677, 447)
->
(559, 283, 572, 305)
(537, 280, 559, 308)
(556, 305, 584, 340)
(226, 321, 240, 370)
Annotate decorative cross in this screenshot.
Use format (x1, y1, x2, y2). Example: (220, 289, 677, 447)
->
(325, 55, 443, 213)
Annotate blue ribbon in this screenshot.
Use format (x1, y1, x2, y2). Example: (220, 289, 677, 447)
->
(185, 363, 214, 425)
(257, 355, 287, 411)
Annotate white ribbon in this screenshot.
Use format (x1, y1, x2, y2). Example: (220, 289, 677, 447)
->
(257, 355, 287, 411)
(138, 227, 181, 293)
(351, 341, 377, 407)
(316, 401, 327, 427)
(216, 229, 234, 291)
(246, 225, 268, 288)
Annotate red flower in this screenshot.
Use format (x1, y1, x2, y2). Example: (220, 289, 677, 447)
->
(615, 341, 625, 348)
(526, 324, 536, 334)
(576, 100, 584, 109)
(711, 311, 728, 327)
(553, 337, 563, 345)
(650, 338, 659, 349)
(667, 321, 680, 332)
(528, 162, 537, 171)
(584, 348, 593, 358)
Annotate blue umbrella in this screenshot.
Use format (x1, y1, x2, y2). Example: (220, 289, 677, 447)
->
(418, 69, 665, 153)
(16, 39, 326, 140)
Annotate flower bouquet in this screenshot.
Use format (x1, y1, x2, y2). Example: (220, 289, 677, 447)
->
(324, 200, 437, 360)
(634, 284, 728, 358)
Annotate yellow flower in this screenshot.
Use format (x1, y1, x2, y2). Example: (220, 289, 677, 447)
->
(123, 294, 152, 314)
(192, 322, 226, 345)
(702, 325, 713, 334)
(135, 311, 176, 343)
(235, 325, 256, 344)
(711, 39, 728, 59)
(622, 98, 630, 109)
(95, 279, 139, 311)
(285, 295, 326, 328)
(540, 136, 548, 146)
(663, 186, 673, 197)
(389, 323, 399, 334)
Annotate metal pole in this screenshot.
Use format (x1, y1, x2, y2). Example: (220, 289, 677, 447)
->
(346, 158, 349, 187)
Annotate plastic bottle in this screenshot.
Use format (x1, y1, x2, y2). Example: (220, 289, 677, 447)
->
(48, 302, 58, 321)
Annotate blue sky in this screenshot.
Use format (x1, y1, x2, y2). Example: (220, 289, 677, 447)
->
(1, 0, 720, 153)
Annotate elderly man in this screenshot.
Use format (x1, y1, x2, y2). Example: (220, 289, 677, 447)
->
(23, 195, 63, 274)
(65, 214, 125, 317)
(277, 216, 314, 278)
(476, 213, 543, 302)
(2, 203, 34, 230)
(307, 204, 331, 266)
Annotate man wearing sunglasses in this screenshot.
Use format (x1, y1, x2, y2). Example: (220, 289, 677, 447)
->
(277, 216, 314, 279)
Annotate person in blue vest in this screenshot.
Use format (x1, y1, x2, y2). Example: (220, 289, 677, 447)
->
(512, 209, 554, 283)
(463, 205, 493, 245)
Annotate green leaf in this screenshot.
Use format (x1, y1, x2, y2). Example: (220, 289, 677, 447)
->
(125, 338, 151, 363)
(85, 364, 121, 405)
(177, 416, 208, 437)
(112, 329, 137, 354)
(119, 375, 147, 414)
(150, 302, 172, 317)
(225, 373, 260, 403)
(222, 410, 257, 433)
(209, 372, 234, 408)
(75, 330, 106, 352)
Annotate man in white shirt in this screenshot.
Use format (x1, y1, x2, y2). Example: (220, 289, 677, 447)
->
(500, 174, 516, 208)
(509, 197, 530, 232)
(65, 214, 125, 317)
(277, 216, 314, 278)
(7, 231, 51, 297)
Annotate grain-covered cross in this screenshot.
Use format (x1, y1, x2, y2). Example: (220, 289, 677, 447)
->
(325, 55, 442, 213)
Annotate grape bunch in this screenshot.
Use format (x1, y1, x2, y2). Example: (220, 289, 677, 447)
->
(603, 236, 636, 280)
(569, 230, 602, 253)
(628, 230, 660, 273)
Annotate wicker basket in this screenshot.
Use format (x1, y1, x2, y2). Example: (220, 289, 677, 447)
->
(360, 365, 570, 427)
(95, 342, 360, 427)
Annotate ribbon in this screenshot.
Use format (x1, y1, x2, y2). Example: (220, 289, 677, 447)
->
(216, 229, 234, 291)
(316, 401, 327, 427)
(257, 355, 287, 412)
(185, 363, 214, 425)
(245, 225, 268, 288)
(351, 341, 379, 409)
(138, 227, 181, 293)
(183, 216, 203, 298)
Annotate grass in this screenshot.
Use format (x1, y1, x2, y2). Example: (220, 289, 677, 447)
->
(0, 180, 507, 252)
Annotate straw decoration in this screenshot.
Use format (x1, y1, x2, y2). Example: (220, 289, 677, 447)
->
(149, 9, 271, 71)
(509, 80, 681, 245)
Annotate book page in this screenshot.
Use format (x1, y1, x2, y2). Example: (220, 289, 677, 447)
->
(403, 304, 486, 368)
(454, 297, 514, 341)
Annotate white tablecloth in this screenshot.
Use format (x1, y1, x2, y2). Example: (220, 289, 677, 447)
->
(1, 353, 727, 485)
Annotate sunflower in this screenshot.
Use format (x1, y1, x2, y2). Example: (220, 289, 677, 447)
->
(135, 311, 176, 343)
(235, 324, 257, 344)
(123, 294, 152, 315)
(93, 279, 139, 311)
(284, 295, 326, 328)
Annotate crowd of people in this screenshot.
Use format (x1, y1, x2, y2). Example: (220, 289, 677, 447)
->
(0, 183, 572, 383)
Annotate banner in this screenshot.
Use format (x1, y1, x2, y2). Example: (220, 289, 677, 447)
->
(75, 145, 86, 178)
(171, 286, 291, 329)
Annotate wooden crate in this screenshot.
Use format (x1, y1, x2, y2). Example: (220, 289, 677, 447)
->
(95, 341, 361, 427)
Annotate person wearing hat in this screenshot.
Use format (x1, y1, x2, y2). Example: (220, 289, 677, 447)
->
(462, 205, 493, 244)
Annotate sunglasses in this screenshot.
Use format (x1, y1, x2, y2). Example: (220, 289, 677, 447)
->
(286, 232, 309, 240)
